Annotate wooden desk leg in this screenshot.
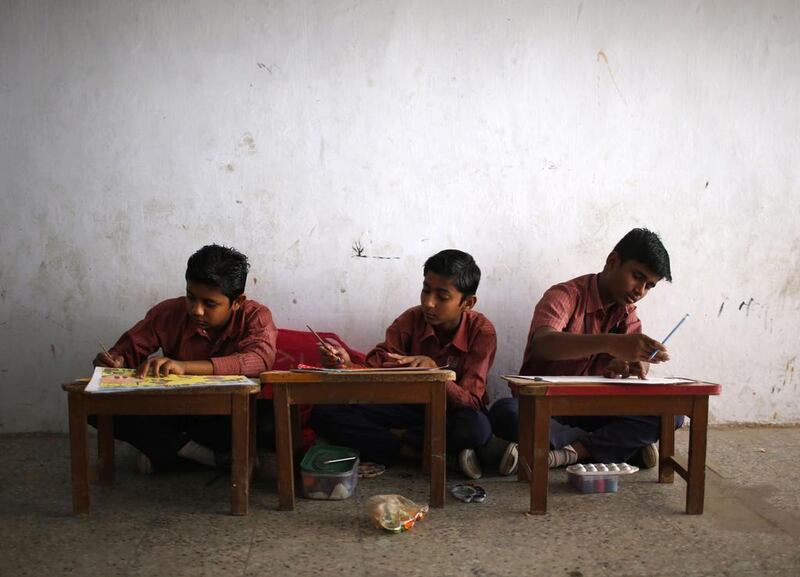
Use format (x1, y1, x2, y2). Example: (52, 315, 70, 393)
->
(530, 398, 550, 514)
(658, 413, 675, 484)
(230, 392, 250, 516)
(429, 383, 446, 508)
(517, 396, 533, 482)
(273, 383, 296, 511)
(686, 396, 709, 514)
(249, 395, 257, 479)
(421, 404, 431, 475)
(67, 392, 90, 515)
(97, 415, 115, 486)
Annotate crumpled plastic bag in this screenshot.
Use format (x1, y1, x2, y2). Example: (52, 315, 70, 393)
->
(367, 494, 428, 533)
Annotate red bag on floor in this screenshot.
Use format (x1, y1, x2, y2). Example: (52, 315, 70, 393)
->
(259, 328, 366, 448)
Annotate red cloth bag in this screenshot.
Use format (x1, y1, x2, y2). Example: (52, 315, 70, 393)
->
(259, 328, 366, 448)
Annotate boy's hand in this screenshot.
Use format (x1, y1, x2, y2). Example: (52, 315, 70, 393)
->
(604, 358, 649, 380)
(93, 352, 124, 368)
(613, 334, 669, 363)
(319, 343, 350, 368)
(384, 353, 437, 368)
(136, 357, 186, 378)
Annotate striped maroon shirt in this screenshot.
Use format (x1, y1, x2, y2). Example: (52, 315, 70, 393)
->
(109, 297, 277, 377)
(512, 273, 641, 394)
(365, 306, 497, 410)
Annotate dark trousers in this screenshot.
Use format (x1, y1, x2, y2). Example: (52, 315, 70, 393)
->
(489, 396, 685, 463)
(87, 399, 276, 471)
(309, 404, 493, 464)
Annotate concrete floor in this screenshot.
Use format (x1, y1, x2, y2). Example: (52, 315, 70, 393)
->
(1, 427, 799, 577)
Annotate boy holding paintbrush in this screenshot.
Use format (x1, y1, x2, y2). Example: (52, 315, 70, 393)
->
(310, 249, 508, 480)
(491, 228, 683, 472)
(92, 244, 278, 473)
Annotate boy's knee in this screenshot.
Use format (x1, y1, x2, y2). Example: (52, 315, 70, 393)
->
(447, 408, 492, 449)
(489, 397, 519, 442)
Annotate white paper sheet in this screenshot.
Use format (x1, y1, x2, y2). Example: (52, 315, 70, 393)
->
(508, 375, 696, 385)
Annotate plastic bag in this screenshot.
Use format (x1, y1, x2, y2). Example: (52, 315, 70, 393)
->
(367, 494, 428, 533)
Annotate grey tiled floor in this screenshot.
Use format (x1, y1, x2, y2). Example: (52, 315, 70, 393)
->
(1, 427, 799, 577)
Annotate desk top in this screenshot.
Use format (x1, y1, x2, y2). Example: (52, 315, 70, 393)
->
(261, 369, 457, 384)
(502, 376, 722, 397)
(62, 380, 261, 395)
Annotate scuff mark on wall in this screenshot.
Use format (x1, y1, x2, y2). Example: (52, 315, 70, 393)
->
(596, 50, 628, 105)
(717, 299, 726, 317)
(739, 297, 755, 316)
(240, 132, 256, 154)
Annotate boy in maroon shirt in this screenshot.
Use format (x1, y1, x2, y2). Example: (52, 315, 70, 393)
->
(491, 228, 682, 471)
(310, 249, 507, 479)
(91, 244, 278, 473)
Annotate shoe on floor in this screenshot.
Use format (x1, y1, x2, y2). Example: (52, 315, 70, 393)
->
(478, 435, 518, 476)
(136, 451, 153, 475)
(177, 440, 216, 467)
(498, 442, 519, 476)
(547, 444, 578, 468)
(630, 443, 658, 469)
(458, 448, 482, 480)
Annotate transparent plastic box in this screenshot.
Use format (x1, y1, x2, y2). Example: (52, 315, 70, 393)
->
(566, 463, 639, 494)
(300, 445, 360, 500)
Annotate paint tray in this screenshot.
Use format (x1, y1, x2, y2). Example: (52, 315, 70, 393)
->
(566, 463, 638, 494)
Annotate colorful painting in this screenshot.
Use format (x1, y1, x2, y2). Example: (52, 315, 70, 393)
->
(85, 367, 255, 393)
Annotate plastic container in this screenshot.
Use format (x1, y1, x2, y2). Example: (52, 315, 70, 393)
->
(300, 445, 360, 500)
(566, 462, 639, 494)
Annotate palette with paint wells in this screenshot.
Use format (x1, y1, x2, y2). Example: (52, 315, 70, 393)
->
(566, 463, 639, 494)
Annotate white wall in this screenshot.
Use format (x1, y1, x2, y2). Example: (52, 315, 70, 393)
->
(1, 0, 799, 432)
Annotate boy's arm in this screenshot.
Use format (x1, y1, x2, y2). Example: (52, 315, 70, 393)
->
(363, 314, 412, 368)
(531, 326, 665, 363)
(105, 307, 164, 369)
(529, 285, 666, 363)
(210, 307, 278, 377)
(445, 326, 496, 410)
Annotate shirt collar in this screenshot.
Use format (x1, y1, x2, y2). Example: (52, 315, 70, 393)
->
(421, 311, 470, 353)
(587, 273, 636, 317)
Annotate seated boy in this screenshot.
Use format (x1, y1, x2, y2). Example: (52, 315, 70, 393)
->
(310, 249, 504, 479)
(91, 244, 277, 473)
(490, 228, 682, 470)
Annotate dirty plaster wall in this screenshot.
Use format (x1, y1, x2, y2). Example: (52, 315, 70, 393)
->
(1, 0, 799, 432)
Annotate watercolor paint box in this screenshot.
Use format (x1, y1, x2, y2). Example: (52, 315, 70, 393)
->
(566, 463, 639, 494)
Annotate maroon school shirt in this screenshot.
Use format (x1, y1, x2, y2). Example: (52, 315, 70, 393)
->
(364, 306, 497, 410)
(108, 297, 277, 377)
(511, 273, 641, 395)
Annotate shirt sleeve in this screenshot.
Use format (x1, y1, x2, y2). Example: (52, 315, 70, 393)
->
(445, 325, 497, 410)
(531, 284, 579, 333)
(108, 305, 164, 368)
(210, 307, 278, 377)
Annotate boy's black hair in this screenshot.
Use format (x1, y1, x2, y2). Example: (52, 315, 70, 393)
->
(613, 228, 672, 282)
(185, 244, 250, 301)
(423, 249, 481, 297)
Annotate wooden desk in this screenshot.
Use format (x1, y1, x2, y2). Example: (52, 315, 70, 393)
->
(261, 369, 454, 510)
(504, 377, 722, 515)
(62, 381, 260, 516)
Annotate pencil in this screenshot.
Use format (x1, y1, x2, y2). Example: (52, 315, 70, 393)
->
(98, 340, 111, 358)
(648, 313, 689, 360)
(306, 325, 343, 363)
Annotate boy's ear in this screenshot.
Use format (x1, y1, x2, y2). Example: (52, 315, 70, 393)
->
(461, 294, 477, 311)
(231, 294, 246, 310)
(604, 251, 621, 271)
